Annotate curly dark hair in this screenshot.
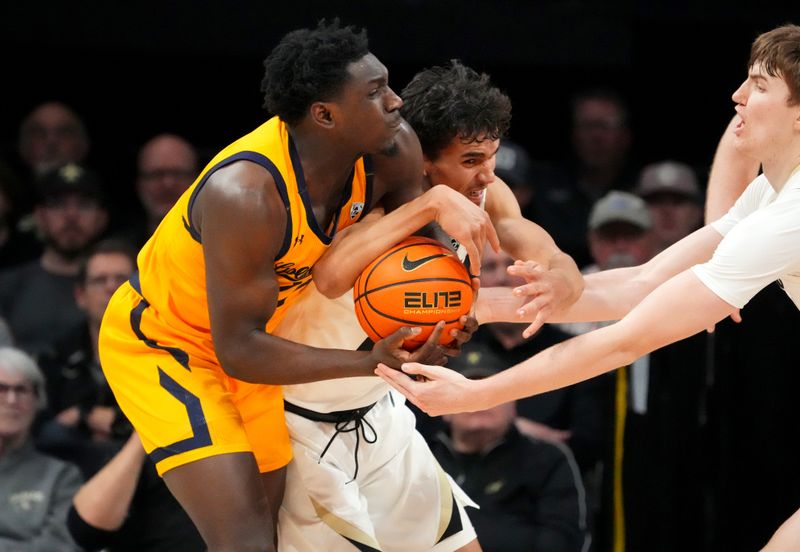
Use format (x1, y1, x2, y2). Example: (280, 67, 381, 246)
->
(400, 59, 512, 160)
(261, 18, 369, 125)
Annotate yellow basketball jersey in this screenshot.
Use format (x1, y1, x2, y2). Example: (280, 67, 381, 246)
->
(133, 116, 372, 363)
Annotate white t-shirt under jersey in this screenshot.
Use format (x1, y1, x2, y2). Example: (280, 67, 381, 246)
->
(691, 170, 800, 310)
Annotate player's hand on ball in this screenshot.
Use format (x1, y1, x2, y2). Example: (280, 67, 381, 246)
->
(370, 322, 448, 371)
(441, 315, 478, 358)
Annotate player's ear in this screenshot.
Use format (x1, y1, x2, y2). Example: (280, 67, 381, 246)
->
(310, 102, 336, 129)
(422, 157, 434, 179)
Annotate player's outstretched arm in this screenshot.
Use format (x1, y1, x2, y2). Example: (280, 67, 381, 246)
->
(382, 269, 737, 416)
(489, 224, 725, 336)
(485, 177, 584, 335)
(705, 115, 761, 224)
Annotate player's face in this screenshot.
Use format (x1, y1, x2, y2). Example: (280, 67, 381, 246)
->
(731, 63, 800, 160)
(336, 53, 404, 155)
(424, 136, 499, 206)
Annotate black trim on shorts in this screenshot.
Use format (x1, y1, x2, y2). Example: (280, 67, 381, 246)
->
(437, 490, 464, 543)
(149, 368, 212, 464)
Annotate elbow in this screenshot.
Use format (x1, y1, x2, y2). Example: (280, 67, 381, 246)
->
(215, 341, 251, 381)
(313, 275, 349, 299)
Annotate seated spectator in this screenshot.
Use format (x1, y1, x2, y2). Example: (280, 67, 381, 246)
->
(0, 163, 109, 358)
(15, 101, 92, 222)
(67, 431, 204, 552)
(37, 239, 137, 476)
(634, 160, 704, 253)
(121, 133, 199, 247)
(532, 87, 639, 267)
(0, 346, 82, 551)
(429, 342, 589, 552)
(17, 101, 91, 179)
(494, 140, 536, 221)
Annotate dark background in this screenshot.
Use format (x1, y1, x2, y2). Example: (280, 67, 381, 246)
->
(2, 0, 800, 200)
(3, 3, 800, 550)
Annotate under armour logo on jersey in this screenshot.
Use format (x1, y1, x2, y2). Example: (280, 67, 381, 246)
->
(349, 202, 365, 219)
(294, 235, 304, 246)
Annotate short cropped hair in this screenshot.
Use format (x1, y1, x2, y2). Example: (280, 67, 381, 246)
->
(400, 60, 512, 160)
(76, 238, 138, 285)
(261, 18, 370, 125)
(0, 346, 47, 410)
(749, 24, 800, 105)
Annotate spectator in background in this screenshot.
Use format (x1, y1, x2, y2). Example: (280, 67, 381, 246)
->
(37, 239, 136, 477)
(67, 431, 204, 552)
(16, 101, 92, 223)
(559, 190, 708, 552)
(474, 244, 606, 483)
(430, 341, 588, 552)
(494, 140, 536, 221)
(128, 133, 199, 247)
(18, 101, 91, 179)
(0, 346, 83, 551)
(533, 88, 639, 268)
(635, 160, 704, 253)
(0, 163, 109, 358)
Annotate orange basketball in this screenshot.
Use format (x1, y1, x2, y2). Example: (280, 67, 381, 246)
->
(353, 236, 474, 351)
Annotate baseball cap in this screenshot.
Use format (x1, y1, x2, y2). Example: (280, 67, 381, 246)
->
(635, 161, 700, 200)
(448, 341, 508, 379)
(494, 140, 531, 188)
(36, 163, 105, 205)
(588, 190, 652, 231)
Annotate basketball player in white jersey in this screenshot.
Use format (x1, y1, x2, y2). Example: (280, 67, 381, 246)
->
(274, 61, 583, 551)
(377, 24, 800, 552)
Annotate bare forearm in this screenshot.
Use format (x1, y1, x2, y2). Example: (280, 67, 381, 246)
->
(314, 190, 441, 297)
(219, 332, 376, 384)
(479, 271, 732, 409)
(73, 434, 145, 531)
(547, 251, 584, 306)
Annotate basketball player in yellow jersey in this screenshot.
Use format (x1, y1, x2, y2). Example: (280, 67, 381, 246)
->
(98, 20, 498, 552)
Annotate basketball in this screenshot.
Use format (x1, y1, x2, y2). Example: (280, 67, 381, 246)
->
(353, 236, 474, 351)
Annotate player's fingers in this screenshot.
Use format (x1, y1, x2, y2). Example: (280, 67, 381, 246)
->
(375, 363, 418, 396)
(484, 213, 501, 252)
(401, 361, 451, 381)
(410, 322, 447, 365)
(522, 316, 544, 339)
(470, 276, 481, 295)
(513, 282, 547, 299)
(460, 314, 479, 335)
(732, 309, 742, 323)
(465, 243, 481, 276)
(384, 326, 422, 348)
(508, 261, 542, 277)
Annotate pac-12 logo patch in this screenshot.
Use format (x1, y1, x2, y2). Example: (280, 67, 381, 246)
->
(350, 202, 365, 219)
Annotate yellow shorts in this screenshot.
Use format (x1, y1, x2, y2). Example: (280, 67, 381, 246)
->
(99, 282, 292, 476)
